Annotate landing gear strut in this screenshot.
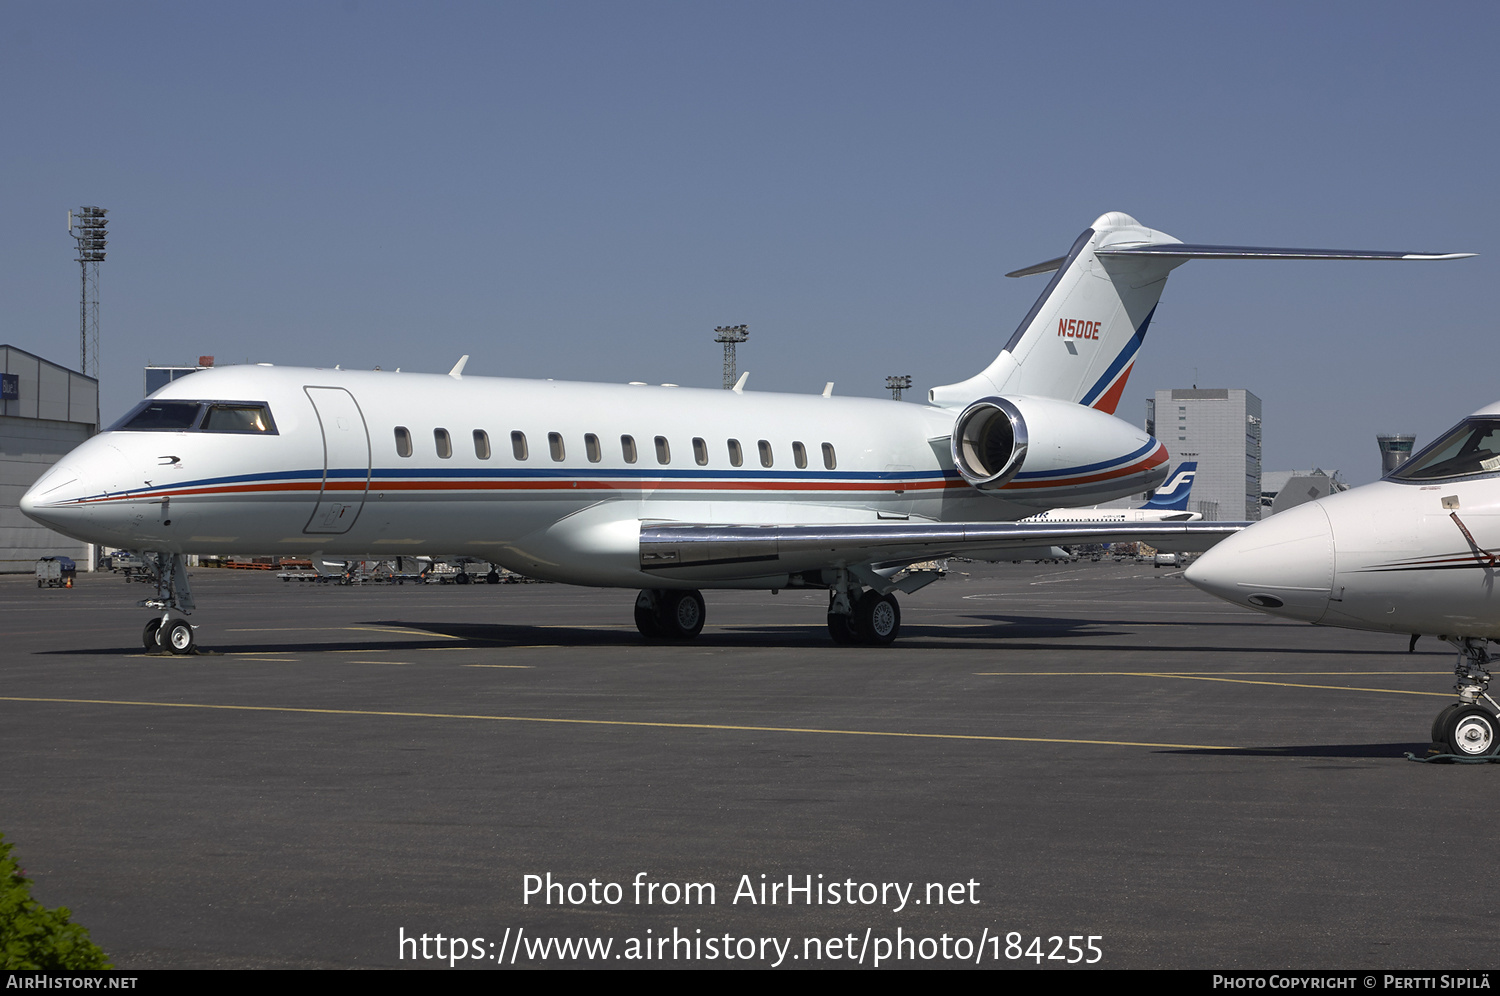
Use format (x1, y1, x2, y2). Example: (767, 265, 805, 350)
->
(634, 589, 706, 640)
(1433, 638, 1500, 756)
(139, 552, 198, 655)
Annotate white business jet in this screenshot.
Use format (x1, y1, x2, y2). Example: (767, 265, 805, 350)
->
(1186, 405, 1500, 757)
(21, 213, 1469, 654)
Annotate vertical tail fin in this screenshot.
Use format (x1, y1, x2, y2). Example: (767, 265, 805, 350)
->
(1143, 462, 1197, 511)
(929, 212, 1186, 411)
(928, 213, 1472, 411)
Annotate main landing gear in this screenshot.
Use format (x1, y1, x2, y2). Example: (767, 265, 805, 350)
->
(630, 572, 907, 646)
(826, 571, 900, 647)
(138, 552, 198, 655)
(1432, 638, 1500, 757)
(634, 589, 706, 640)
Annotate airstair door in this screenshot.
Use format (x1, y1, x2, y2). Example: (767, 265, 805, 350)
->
(303, 386, 371, 535)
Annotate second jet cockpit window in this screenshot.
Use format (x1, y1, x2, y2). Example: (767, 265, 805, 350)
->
(1391, 418, 1500, 481)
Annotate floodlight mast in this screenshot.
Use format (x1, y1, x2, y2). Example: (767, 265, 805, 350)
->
(886, 374, 911, 401)
(714, 324, 749, 390)
(69, 206, 108, 379)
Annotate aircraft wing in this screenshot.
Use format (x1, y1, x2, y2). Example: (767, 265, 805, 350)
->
(639, 520, 1247, 579)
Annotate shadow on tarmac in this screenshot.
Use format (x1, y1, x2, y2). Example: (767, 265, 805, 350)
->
(1158, 742, 1436, 758)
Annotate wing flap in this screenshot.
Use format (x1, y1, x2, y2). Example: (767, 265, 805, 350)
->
(640, 520, 1247, 579)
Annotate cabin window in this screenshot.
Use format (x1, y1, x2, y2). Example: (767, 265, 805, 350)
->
(822, 442, 836, 470)
(655, 435, 671, 464)
(792, 441, 807, 469)
(549, 432, 566, 461)
(473, 430, 491, 459)
(621, 435, 638, 463)
(758, 439, 773, 468)
(395, 426, 412, 458)
(727, 439, 743, 467)
(585, 433, 602, 463)
(693, 437, 708, 466)
(511, 431, 528, 460)
(434, 428, 452, 459)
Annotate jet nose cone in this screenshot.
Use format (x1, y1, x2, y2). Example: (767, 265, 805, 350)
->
(20, 464, 84, 529)
(1185, 501, 1335, 623)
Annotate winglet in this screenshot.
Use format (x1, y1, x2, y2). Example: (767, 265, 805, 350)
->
(449, 355, 469, 379)
(733, 372, 749, 394)
(822, 382, 834, 398)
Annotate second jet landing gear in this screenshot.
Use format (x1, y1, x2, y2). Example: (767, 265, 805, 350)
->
(1432, 638, 1500, 757)
(138, 552, 198, 655)
(634, 589, 706, 640)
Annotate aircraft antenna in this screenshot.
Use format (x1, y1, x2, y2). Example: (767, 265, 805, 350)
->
(714, 324, 748, 390)
(69, 206, 108, 379)
(886, 375, 912, 401)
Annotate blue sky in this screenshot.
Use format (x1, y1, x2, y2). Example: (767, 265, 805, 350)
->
(2, 1, 1493, 483)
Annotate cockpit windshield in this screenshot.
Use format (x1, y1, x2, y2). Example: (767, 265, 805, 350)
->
(1390, 418, 1500, 482)
(109, 400, 277, 435)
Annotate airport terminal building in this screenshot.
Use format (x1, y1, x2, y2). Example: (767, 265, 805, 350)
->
(1146, 388, 1262, 521)
(0, 345, 98, 571)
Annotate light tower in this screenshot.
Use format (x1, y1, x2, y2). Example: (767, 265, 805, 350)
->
(886, 374, 912, 401)
(714, 324, 748, 390)
(69, 206, 108, 378)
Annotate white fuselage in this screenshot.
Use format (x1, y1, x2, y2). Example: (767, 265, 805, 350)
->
(22, 365, 1169, 589)
(1187, 459, 1500, 638)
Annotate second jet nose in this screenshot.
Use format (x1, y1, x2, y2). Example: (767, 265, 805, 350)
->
(1184, 501, 1335, 623)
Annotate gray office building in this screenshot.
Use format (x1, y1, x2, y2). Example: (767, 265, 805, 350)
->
(0, 345, 99, 571)
(1146, 388, 1262, 521)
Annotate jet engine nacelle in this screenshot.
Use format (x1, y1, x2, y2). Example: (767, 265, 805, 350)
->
(950, 395, 1167, 501)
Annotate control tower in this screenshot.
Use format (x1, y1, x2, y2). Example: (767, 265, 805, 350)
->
(1377, 433, 1416, 475)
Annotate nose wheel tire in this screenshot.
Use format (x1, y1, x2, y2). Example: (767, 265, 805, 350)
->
(164, 620, 196, 655)
(1432, 703, 1461, 744)
(1440, 705, 1499, 757)
(143, 619, 163, 650)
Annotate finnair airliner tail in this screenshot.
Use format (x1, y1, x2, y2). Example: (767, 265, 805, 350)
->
(1142, 462, 1198, 512)
(1021, 463, 1201, 525)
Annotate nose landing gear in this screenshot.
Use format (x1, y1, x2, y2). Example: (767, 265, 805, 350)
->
(138, 552, 198, 655)
(1433, 639, 1500, 756)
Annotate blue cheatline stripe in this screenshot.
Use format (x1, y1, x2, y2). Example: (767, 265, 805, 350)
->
(1080, 305, 1157, 408)
(78, 464, 971, 502)
(1012, 439, 1160, 481)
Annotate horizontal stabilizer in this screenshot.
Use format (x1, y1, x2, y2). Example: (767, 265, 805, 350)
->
(1097, 244, 1476, 262)
(1004, 256, 1067, 278)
